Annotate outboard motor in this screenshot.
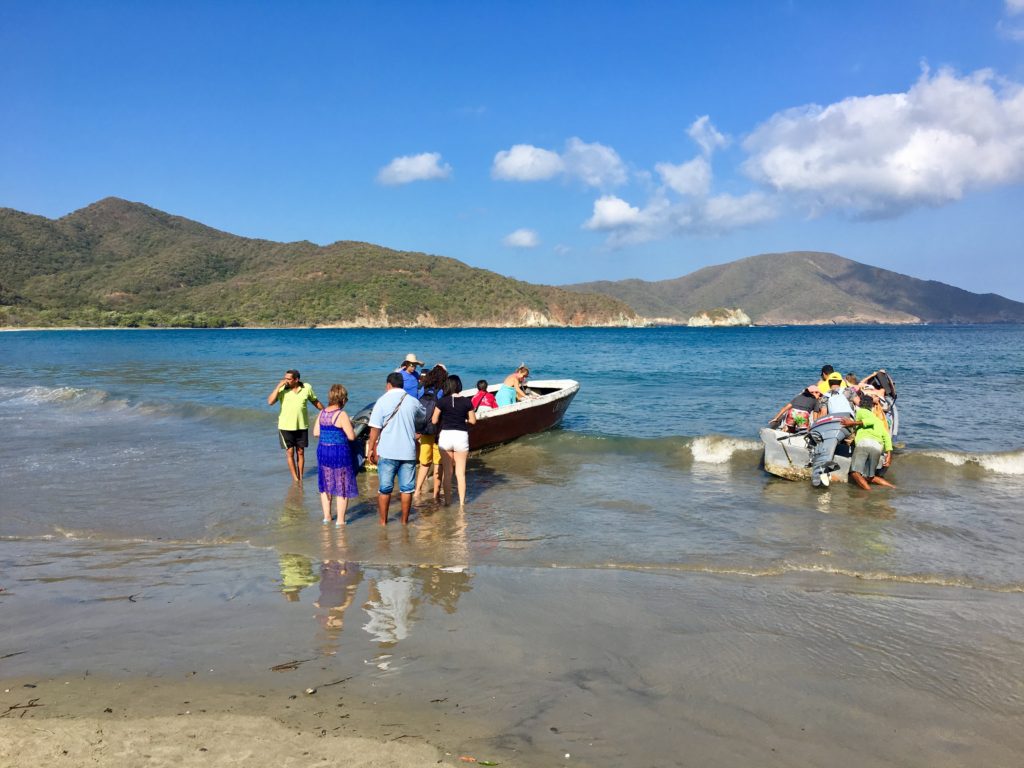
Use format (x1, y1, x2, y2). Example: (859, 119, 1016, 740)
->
(806, 415, 851, 487)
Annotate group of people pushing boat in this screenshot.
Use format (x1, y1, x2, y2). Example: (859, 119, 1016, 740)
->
(268, 356, 538, 526)
(767, 365, 898, 490)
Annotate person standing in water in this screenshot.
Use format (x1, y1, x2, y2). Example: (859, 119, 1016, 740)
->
(268, 369, 323, 482)
(315, 384, 358, 526)
(432, 374, 477, 508)
(366, 372, 425, 525)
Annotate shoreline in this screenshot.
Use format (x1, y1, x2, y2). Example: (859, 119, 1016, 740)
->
(2, 320, 1016, 332)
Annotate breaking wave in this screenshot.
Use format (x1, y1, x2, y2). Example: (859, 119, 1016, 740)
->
(917, 449, 1024, 476)
(0, 384, 264, 425)
(689, 435, 762, 464)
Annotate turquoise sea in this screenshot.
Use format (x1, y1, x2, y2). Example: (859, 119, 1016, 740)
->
(2, 326, 1023, 766)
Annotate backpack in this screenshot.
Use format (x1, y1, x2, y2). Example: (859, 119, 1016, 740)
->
(416, 390, 439, 435)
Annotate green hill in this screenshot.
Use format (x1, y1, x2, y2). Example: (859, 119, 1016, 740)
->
(566, 251, 1024, 324)
(0, 198, 637, 328)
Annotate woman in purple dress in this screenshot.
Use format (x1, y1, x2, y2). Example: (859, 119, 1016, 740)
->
(315, 384, 358, 526)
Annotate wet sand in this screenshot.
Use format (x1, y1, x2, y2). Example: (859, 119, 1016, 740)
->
(3, 539, 1023, 768)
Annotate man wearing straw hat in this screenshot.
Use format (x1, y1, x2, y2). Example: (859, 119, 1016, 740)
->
(397, 353, 424, 398)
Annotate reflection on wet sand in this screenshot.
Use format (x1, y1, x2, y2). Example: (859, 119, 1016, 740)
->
(273, 503, 477, 652)
(278, 552, 318, 602)
(313, 528, 363, 654)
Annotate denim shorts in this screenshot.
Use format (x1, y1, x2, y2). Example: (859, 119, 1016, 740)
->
(377, 458, 416, 494)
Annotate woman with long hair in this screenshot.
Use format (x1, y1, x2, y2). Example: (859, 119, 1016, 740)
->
(315, 383, 358, 525)
(431, 374, 477, 507)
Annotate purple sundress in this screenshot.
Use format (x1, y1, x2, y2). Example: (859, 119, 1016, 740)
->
(317, 410, 359, 497)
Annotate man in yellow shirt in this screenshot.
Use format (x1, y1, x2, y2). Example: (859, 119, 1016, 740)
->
(267, 369, 323, 482)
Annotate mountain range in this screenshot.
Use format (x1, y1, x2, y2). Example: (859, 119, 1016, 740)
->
(1, 198, 1021, 328)
(567, 251, 1024, 325)
(0, 198, 635, 328)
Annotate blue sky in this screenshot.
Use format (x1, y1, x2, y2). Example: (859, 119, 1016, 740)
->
(3, 1, 1024, 299)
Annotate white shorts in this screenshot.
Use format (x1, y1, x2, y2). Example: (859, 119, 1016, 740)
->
(437, 429, 469, 452)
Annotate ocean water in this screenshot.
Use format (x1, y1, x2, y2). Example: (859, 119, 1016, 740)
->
(2, 326, 1024, 765)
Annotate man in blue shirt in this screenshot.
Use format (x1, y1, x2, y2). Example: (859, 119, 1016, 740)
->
(397, 353, 424, 398)
(366, 372, 426, 525)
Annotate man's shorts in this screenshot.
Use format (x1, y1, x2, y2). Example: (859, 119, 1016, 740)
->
(417, 435, 441, 465)
(850, 438, 883, 478)
(279, 429, 309, 450)
(377, 458, 416, 495)
(438, 429, 470, 452)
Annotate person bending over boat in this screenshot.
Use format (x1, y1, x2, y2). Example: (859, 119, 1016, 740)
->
(432, 374, 477, 508)
(814, 372, 855, 419)
(496, 366, 532, 407)
(768, 385, 820, 433)
(842, 393, 895, 490)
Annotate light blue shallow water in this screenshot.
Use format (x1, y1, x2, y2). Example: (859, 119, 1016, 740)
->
(1, 326, 1023, 591)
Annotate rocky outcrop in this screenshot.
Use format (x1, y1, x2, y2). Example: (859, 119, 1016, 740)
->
(687, 308, 751, 327)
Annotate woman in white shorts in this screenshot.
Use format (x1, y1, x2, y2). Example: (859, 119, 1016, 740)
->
(432, 374, 477, 507)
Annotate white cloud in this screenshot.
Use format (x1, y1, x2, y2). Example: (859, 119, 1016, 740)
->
(492, 145, 564, 181)
(584, 195, 642, 230)
(742, 67, 1024, 216)
(688, 115, 729, 156)
(655, 156, 711, 197)
(1007, 0, 1024, 14)
(553, 244, 572, 255)
(377, 152, 452, 185)
(562, 138, 629, 187)
(492, 138, 626, 187)
(584, 191, 776, 246)
(503, 228, 540, 248)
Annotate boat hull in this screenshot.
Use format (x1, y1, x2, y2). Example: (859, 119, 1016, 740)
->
(468, 379, 579, 451)
(760, 426, 853, 484)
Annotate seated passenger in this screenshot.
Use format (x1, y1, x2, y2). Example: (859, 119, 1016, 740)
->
(816, 364, 837, 395)
(768, 386, 820, 432)
(496, 366, 531, 407)
(472, 380, 498, 412)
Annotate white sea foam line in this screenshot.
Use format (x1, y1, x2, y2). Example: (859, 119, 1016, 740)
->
(547, 561, 1024, 593)
(922, 449, 1024, 475)
(690, 435, 761, 464)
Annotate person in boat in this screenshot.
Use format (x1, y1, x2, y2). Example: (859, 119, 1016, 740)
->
(815, 365, 837, 395)
(496, 366, 533, 407)
(841, 392, 895, 490)
(414, 365, 448, 502)
(432, 374, 477, 508)
(472, 380, 498, 413)
(768, 385, 820, 433)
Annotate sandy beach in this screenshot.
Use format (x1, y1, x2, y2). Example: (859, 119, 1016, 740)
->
(4, 551, 1024, 768)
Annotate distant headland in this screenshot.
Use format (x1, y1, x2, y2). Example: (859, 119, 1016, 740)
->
(2, 198, 1021, 328)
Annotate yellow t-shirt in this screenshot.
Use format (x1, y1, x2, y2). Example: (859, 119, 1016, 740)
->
(276, 383, 318, 430)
